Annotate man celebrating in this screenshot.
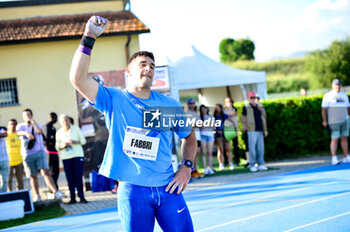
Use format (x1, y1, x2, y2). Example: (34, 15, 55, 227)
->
(322, 79, 350, 165)
(70, 16, 196, 231)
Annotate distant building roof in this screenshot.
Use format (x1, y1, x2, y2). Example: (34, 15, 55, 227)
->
(0, 11, 149, 45)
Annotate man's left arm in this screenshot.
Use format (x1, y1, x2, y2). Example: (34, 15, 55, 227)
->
(166, 130, 197, 195)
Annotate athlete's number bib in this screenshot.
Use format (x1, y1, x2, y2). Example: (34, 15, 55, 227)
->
(123, 126, 160, 161)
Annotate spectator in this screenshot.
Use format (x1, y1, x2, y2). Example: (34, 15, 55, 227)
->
(6, 119, 24, 191)
(199, 105, 215, 175)
(241, 92, 268, 172)
(79, 75, 109, 177)
(300, 87, 307, 97)
(224, 97, 240, 166)
(242, 130, 250, 168)
(214, 104, 234, 171)
(186, 99, 203, 178)
(56, 114, 88, 204)
(69, 117, 74, 125)
(45, 112, 60, 190)
(0, 126, 9, 192)
(321, 79, 350, 165)
(17, 109, 65, 202)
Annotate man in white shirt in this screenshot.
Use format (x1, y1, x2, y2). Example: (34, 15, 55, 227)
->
(322, 79, 350, 165)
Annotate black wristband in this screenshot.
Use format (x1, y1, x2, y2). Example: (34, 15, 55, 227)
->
(80, 35, 96, 49)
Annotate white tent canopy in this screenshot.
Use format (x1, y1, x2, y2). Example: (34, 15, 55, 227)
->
(167, 46, 267, 105)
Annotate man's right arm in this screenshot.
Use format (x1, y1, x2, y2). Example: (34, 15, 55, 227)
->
(70, 52, 98, 103)
(241, 106, 249, 131)
(322, 108, 328, 128)
(70, 16, 108, 104)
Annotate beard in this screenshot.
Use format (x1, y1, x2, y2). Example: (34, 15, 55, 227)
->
(137, 75, 153, 89)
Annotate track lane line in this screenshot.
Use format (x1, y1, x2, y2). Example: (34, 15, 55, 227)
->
(192, 181, 337, 216)
(197, 189, 350, 232)
(192, 187, 311, 216)
(283, 211, 350, 232)
(49, 216, 119, 232)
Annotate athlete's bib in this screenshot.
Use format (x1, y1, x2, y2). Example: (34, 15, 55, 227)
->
(123, 126, 160, 161)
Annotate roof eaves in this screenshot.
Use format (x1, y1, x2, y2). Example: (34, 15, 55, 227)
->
(0, 29, 150, 46)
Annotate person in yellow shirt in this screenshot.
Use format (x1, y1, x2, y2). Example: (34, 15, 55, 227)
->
(6, 119, 24, 191)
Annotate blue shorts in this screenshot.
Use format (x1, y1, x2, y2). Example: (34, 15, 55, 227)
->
(117, 182, 194, 232)
(23, 150, 49, 177)
(201, 134, 214, 142)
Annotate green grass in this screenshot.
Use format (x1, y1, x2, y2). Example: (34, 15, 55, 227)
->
(0, 201, 66, 230)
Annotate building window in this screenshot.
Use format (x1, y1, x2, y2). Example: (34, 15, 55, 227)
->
(0, 78, 19, 107)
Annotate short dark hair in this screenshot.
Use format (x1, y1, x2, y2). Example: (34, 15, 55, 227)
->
(50, 112, 57, 118)
(69, 117, 74, 125)
(127, 51, 155, 66)
(9, 118, 17, 125)
(23, 108, 33, 116)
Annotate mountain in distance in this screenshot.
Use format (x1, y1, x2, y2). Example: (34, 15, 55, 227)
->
(270, 51, 309, 60)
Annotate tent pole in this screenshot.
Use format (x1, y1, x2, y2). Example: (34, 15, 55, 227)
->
(226, 86, 232, 99)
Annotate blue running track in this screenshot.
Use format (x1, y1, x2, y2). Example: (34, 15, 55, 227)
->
(3, 163, 350, 232)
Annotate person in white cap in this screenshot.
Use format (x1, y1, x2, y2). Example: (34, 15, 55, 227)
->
(321, 79, 350, 165)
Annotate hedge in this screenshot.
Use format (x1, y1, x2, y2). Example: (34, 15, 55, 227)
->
(234, 95, 330, 161)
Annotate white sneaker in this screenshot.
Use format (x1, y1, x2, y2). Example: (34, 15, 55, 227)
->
(219, 164, 225, 171)
(332, 156, 340, 165)
(33, 195, 41, 203)
(54, 190, 66, 199)
(250, 167, 258, 172)
(229, 163, 235, 170)
(204, 169, 209, 175)
(208, 167, 215, 175)
(343, 155, 350, 163)
(258, 165, 268, 171)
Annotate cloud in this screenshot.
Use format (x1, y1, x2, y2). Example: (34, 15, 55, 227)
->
(271, 0, 350, 60)
(297, 0, 349, 33)
(313, 0, 348, 10)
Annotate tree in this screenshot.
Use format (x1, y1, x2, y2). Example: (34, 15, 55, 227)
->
(219, 38, 236, 62)
(219, 37, 255, 62)
(306, 38, 350, 88)
(240, 39, 255, 60)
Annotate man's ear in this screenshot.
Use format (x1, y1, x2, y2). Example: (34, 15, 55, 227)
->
(125, 67, 131, 77)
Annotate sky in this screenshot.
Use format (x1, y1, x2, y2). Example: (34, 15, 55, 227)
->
(130, 0, 350, 65)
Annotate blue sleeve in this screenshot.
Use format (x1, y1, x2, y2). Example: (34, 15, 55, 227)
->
(90, 84, 113, 115)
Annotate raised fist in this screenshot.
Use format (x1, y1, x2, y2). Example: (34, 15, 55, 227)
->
(84, 15, 108, 39)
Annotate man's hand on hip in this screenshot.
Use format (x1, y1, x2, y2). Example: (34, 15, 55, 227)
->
(84, 16, 108, 39)
(165, 165, 191, 195)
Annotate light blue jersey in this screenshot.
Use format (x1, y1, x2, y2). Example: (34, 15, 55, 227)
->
(92, 84, 191, 187)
